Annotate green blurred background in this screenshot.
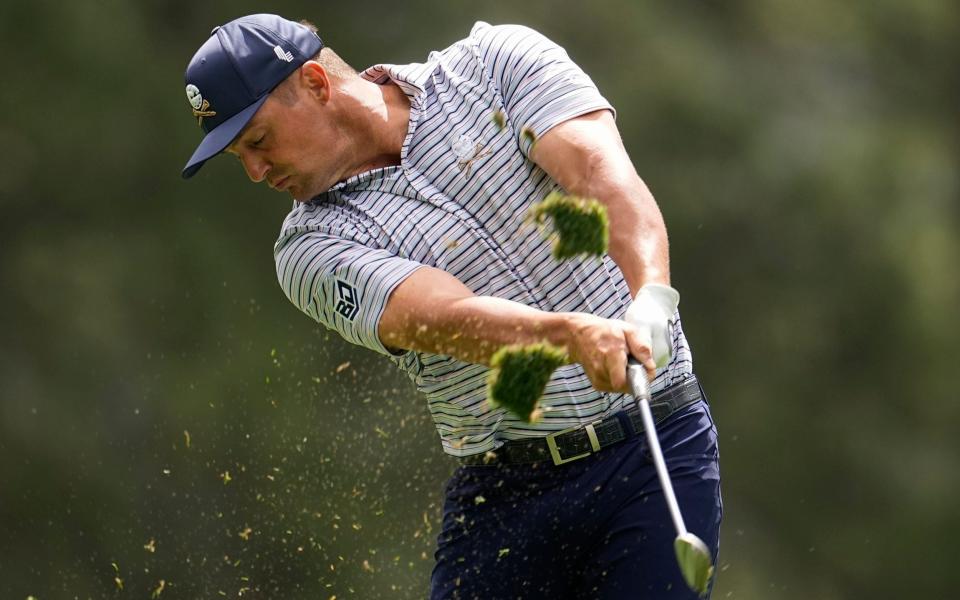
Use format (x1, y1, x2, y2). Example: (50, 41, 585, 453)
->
(1, 0, 957, 598)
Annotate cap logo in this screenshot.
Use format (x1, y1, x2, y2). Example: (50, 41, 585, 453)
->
(185, 83, 217, 127)
(273, 45, 294, 62)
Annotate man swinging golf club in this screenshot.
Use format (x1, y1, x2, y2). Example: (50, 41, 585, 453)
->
(181, 13, 721, 598)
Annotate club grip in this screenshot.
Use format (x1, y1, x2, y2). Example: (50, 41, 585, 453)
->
(626, 356, 650, 399)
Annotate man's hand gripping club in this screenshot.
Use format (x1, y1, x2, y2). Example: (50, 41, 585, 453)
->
(624, 283, 680, 370)
(569, 283, 679, 394)
(486, 283, 678, 421)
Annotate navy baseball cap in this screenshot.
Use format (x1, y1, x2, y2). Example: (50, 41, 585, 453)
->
(181, 14, 323, 179)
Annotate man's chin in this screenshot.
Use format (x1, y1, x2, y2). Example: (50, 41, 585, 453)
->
(288, 182, 308, 202)
(291, 186, 314, 203)
(291, 181, 334, 203)
(290, 189, 318, 204)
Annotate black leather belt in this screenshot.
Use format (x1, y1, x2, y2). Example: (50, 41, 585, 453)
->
(460, 376, 702, 466)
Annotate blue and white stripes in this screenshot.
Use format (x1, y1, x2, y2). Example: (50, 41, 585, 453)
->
(274, 22, 693, 456)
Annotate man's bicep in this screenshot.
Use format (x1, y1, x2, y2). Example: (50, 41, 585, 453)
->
(378, 266, 476, 353)
(530, 109, 637, 197)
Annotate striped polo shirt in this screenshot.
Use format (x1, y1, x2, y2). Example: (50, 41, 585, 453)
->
(274, 22, 693, 457)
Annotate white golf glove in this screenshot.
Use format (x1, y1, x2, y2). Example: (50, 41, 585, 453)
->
(624, 283, 680, 368)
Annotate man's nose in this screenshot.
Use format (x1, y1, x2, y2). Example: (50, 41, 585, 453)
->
(239, 153, 270, 183)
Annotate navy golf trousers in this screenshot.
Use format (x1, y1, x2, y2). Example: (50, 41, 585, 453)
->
(430, 388, 722, 599)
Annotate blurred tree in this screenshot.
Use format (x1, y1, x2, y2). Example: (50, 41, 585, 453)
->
(0, 0, 956, 598)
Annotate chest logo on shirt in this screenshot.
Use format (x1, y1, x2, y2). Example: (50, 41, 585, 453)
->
(452, 134, 492, 178)
(335, 280, 360, 321)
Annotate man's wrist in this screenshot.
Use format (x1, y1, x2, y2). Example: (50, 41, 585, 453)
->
(635, 283, 680, 315)
(541, 311, 576, 355)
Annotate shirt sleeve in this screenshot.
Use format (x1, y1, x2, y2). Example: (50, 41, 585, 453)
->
(274, 228, 423, 357)
(471, 22, 616, 157)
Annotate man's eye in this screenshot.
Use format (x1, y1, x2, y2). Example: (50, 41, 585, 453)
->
(251, 135, 265, 147)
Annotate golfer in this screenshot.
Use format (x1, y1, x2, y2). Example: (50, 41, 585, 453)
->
(181, 14, 721, 599)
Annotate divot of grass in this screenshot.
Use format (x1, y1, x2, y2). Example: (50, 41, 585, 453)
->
(487, 343, 567, 422)
(529, 192, 609, 260)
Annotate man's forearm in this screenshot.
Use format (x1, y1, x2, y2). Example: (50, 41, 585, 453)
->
(607, 188, 671, 293)
(378, 265, 658, 390)
(581, 176, 670, 296)
(379, 267, 570, 364)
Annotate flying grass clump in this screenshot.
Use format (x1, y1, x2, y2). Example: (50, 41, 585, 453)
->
(487, 342, 567, 422)
(529, 192, 609, 260)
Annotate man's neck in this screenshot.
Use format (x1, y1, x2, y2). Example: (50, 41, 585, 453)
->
(380, 79, 412, 158)
(346, 78, 411, 175)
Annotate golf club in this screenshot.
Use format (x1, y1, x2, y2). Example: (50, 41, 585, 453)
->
(627, 357, 715, 596)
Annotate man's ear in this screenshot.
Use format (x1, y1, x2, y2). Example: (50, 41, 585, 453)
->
(300, 61, 332, 103)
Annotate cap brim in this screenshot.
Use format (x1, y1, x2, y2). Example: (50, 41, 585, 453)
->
(181, 94, 270, 179)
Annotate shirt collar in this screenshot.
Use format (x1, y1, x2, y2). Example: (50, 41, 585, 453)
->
(359, 63, 429, 100)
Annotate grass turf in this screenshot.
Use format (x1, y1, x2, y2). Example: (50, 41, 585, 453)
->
(528, 192, 609, 260)
(487, 342, 568, 422)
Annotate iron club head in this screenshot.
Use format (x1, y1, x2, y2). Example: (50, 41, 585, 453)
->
(674, 532, 715, 597)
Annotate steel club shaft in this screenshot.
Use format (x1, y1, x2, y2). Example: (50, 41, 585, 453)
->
(627, 357, 715, 596)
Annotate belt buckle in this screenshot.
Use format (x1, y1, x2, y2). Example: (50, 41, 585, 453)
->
(545, 420, 603, 466)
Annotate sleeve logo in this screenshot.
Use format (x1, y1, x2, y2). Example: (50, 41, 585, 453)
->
(335, 280, 360, 321)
